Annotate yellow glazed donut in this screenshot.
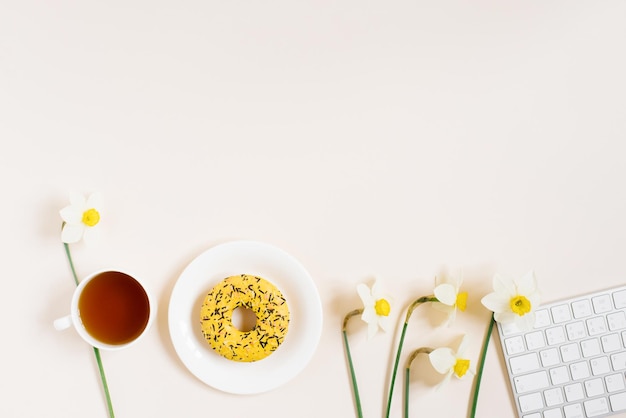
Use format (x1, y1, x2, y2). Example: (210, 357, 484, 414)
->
(200, 274, 290, 362)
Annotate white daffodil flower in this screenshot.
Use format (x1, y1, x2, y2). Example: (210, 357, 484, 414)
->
(481, 271, 541, 332)
(428, 335, 474, 390)
(60, 192, 103, 243)
(432, 273, 468, 327)
(357, 281, 392, 339)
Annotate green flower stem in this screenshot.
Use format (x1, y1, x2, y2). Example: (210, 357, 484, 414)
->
(342, 309, 364, 418)
(404, 347, 434, 418)
(385, 296, 438, 418)
(63, 242, 79, 286)
(63, 242, 115, 418)
(93, 347, 115, 418)
(470, 313, 495, 418)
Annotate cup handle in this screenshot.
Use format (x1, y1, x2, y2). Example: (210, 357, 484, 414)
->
(53, 315, 73, 331)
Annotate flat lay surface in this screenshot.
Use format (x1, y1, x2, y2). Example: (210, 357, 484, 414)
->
(2, 1, 626, 417)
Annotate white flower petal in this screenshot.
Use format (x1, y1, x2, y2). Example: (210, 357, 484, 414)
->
(494, 310, 519, 324)
(481, 292, 510, 314)
(429, 348, 455, 374)
(367, 320, 378, 339)
(515, 312, 536, 332)
(85, 192, 103, 209)
(371, 281, 392, 308)
(434, 283, 457, 306)
(371, 280, 382, 298)
(357, 284, 373, 307)
(378, 314, 392, 332)
(61, 223, 84, 243)
(516, 271, 537, 295)
(361, 307, 377, 324)
(60, 206, 83, 224)
(493, 274, 516, 297)
(441, 308, 457, 327)
(528, 293, 541, 311)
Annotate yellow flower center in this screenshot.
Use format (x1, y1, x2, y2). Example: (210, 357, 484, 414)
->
(375, 298, 391, 317)
(454, 358, 470, 378)
(510, 295, 531, 316)
(82, 208, 100, 227)
(456, 291, 468, 311)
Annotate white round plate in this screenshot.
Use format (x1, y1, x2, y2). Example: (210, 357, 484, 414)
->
(168, 240, 323, 395)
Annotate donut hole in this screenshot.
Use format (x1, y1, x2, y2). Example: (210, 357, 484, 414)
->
(231, 306, 257, 332)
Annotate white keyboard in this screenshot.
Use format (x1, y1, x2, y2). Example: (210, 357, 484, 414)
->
(497, 285, 626, 418)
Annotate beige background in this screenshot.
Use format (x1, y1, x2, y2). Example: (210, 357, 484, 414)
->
(2, 1, 626, 417)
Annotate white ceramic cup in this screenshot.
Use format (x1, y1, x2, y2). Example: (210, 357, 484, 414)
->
(54, 269, 155, 350)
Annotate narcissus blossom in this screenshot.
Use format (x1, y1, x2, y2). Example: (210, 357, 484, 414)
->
(357, 281, 392, 339)
(432, 273, 468, 327)
(429, 335, 474, 390)
(481, 271, 541, 332)
(60, 192, 103, 243)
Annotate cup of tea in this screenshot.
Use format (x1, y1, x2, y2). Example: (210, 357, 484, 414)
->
(54, 269, 155, 350)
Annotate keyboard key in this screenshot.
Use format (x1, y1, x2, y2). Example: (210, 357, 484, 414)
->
(591, 356, 611, 375)
(541, 348, 561, 367)
(550, 366, 570, 385)
(569, 361, 590, 381)
(587, 316, 608, 336)
(514, 371, 550, 393)
(510, 353, 540, 374)
(563, 403, 584, 418)
(560, 343, 581, 362)
(565, 321, 586, 341)
(592, 294, 613, 313)
(505, 335, 525, 355)
(584, 397, 610, 417)
(571, 299, 592, 319)
(581, 338, 601, 358)
(544, 407, 564, 418)
(609, 392, 626, 412)
(547, 326, 566, 345)
(611, 351, 626, 371)
(613, 290, 626, 309)
(522, 414, 541, 418)
(544, 387, 565, 406)
(585, 378, 605, 397)
(525, 331, 546, 350)
(534, 309, 551, 328)
(601, 333, 622, 353)
(605, 372, 625, 393)
(564, 383, 585, 401)
(607, 311, 626, 331)
(519, 392, 544, 412)
(552, 304, 573, 323)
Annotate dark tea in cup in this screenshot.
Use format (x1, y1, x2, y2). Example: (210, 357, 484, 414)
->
(79, 271, 151, 345)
